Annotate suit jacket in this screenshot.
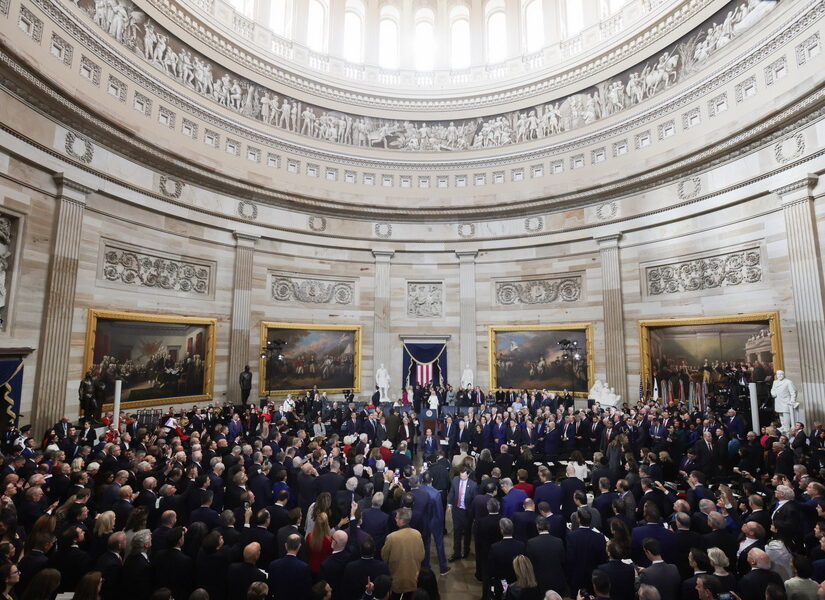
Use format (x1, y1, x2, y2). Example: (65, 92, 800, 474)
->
(638, 561, 681, 600)
(702, 529, 738, 567)
(49, 545, 92, 592)
(560, 477, 586, 519)
(342, 557, 391, 600)
(447, 476, 478, 510)
(190, 506, 220, 530)
(513, 510, 538, 542)
(226, 561, 267, 600)
(533, 482, 563, 514)
(526, 533, 567, 596)
(16, 550, 49, 597)
(153, 547, 195, 600)
(598, 559, 636, 600)
(739, 568, 784, 600)
(381, 526, 426, 594)
(267, 554, 313, 600)
(502, 488, 528, 518)
(319, 550, 352, 600)
(565, 527, 607, 592)
(361, 507, 391, 552)
(673, 529, 704, 579)
(122, 553, 154, 600)
(631, 523, 677, 566)
(489, 537, 526, 582)
(95, 551, 124, 600)
(239, 526, 276, 568)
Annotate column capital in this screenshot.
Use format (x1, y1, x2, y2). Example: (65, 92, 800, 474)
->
(773, 175, 818, 206)
(233, 232, 259, 247)
(53, 173, 93, 202)
(456, 250, 478, 261)
(372, 250, 395, 261)
(595, 233, 622, 249)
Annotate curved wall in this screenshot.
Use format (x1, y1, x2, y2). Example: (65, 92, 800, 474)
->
(0, 0, 824, 431)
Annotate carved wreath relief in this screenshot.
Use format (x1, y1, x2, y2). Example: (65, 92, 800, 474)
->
(496, 277, 582, 305)
(647, 249, 762, 295)
(103, 247, 210, 294)
(271, 276, 353, 305)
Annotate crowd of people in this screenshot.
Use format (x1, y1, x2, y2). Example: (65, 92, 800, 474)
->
(0, 384, 823, 600)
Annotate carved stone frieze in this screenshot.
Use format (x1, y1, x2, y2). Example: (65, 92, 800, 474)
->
(646, 247, 762, 295)
(237, 200, 257, 220)
(271, 275, 353, 305)
(0, 213, 15, 325)
(407, 282, 443, 318)
(159, 176, 183, 198)
(774, 133, 806, 165)
(66, 0, 775, 154)
(495, 276, 583, 305)
(64, 131, 94, 163)
(102, 245, 210, 294)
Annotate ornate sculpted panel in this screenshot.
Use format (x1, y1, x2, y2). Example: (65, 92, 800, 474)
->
(774, 133, 805, 164)
(271, 275, 354, 305)
(407, 282, 443, 318)
(495, 276, 583, 306)
(102, 245, 211, 295)
(0, 214, 16, 327)
(646, 247, 763, 296)
(65, 131, 94, 164)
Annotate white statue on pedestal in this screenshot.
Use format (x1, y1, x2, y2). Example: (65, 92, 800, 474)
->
(461, 365, 473, 389)
(603, 387, 621, 408)
(771, 370, 798, 434)
(589, 380, 605, 401)
(376, 364, 391, 402)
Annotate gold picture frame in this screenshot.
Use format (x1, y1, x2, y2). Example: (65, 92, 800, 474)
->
(639, 311, 783, 396)
(84, 309, 217, 409)
(488, 323, 594, 396)
(260, 322, 362, 396)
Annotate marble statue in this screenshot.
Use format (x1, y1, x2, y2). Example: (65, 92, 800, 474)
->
(604, 387, 621, 408)
(376, 364, 390, 402)
(461, 365, 473, 390)
(0, 217, 11, 312)
(771, 370, 799, 434)
(589, 380, 621, 408)
(589, 380, 605, 401)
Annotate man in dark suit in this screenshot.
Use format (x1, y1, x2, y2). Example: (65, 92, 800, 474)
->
(266, 490, 291, 534)
(533, 468, 562, 514)
(593, 477, 618, 520)
(276, 508, 306, 559)
(526, 515, 567, 596)
(475, 498, 503, 585)
(513, 498, 538, 542)
(315, 459, 346, 497)
(672, 511, 704, 579)
(488, 518, 526, 584)
(560, 465, 586, 519)
(121, 530, 153, 600)
(267, 533, 313, 600)
(48, 525, 92, 593)
(598, 539, 635, 600)
(319, 530, 351, 600)
(239, 509, 276, 568)
(153, 526, 194, 600)
(638, 538, 681, 600)
(227, 542, 267, 600)
(342, 538, 390, 600)
(703, 511, 738, 568)
(362, 493, 392, 553)
(631, 503, 676, 567)
(190, 490, 220, 530)
(739, 548, 784, 600)
(565, 508, 607, 593)
(681, 548, 713, 600)
(16, 532, 53, 597)
(447, 468, 477, 560)
(95, 532, 126, 600)
(743, 495, 772, 531)
(736, 522, 767, 577)
(695, 432, 717, 477)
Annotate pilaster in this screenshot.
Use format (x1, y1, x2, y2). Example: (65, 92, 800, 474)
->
(32, 174, 91, 434)
(372, 250, 394, 394)
(227, 232, 258, 404)
(597, 234, 627, 395)
(774, 175, 825, 421)
(457, 251, 478, 385)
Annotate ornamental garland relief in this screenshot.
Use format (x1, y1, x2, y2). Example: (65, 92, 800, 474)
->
(71, 0, 775, 154)
(407, 282, 443, 318)
(271, 276, 354, 305)
(646, 248, 762, 296)
(496, 277, 582, 305)
(102, 246, 210, 294)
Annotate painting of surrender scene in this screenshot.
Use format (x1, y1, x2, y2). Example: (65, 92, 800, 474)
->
(489, 325, 592, 395)
(640, 312, 783, 407)
(84, 310, 216, 407)
(260, 323, 361, 395)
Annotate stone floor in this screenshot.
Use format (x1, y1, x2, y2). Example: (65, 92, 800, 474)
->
(430, 513, 483, 600)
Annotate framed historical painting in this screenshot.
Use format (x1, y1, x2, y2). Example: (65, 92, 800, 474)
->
(488, 324, 594, 396)
(260, 322, 362, 396)
(639, 311, 783, 404)
(83, 310, 216, 409)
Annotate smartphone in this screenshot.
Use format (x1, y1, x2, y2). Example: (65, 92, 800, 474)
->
(243, 502, 251, 510)
(719, 594, 732, 600)
(393, 475, 399, 485)
(501, 580, 509, 592)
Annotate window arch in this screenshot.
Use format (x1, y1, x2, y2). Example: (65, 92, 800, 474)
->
(450, 6, 471, 70)
(227, 0, 254, 18)
(414, 8, 435, 71)
(523, 0, 544, 53)
(343, 0, 364, 62)
(306, 0, 328, 52)
(268, 0, 290, 37)
(378, 6, 400, 69)
(486, 2, 507, 63)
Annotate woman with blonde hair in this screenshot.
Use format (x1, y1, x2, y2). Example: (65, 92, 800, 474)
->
(246, 581, 269, 600)
(70, 457, 85, 473)
(305, 491, 331, 534)
(73, 571, 103, 600)
(23, 515, 55, 554)
(89, 511, 116, 560)
(305, 512, 332, 574)
(707, 547, 737, 593)
(506, 555, 540, 600)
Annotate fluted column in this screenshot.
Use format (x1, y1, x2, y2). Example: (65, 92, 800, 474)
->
(597, 234, 627, 395)
(400, 0, 415, 69)
(227, 233, 258, 404)
(329, 2, 346, 58)
(292, 0, 309, 45)
(470, 0, 484, 66)
(457, 251, 478, 384)
(364, 0, 380, 65)
(32, 174, 91, 434)
(372, 250, 394, 393)
(543, 0, 562, 45)
(506, 0, 522, 58)
(774, 175, 825, 421)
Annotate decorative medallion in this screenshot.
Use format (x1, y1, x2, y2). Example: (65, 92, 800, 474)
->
(524, 217, 544, 233)
(64, 131, 94, 164)
(308, 216, 327, 232)
(596, 202, 618, 221)
(457, 223, 476, 239)
(237, 201, 258, 220)
(774, 133, 806, 165)
(677, 177, 702, 200)
(374, 223, 392, 239)
(158, 176, 184, 199)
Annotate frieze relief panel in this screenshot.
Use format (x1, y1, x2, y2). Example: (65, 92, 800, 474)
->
(100, 243, 213, 296)
(66, 0, 775, 154)
(270, 273, 354, 305)
(495, 275, 583, 306)
(0, 213, 18, 330)
(407, 282, 443, 318)
(645, 247, 763, 296)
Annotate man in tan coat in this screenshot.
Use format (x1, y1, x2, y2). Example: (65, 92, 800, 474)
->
(381, 507, 426, 595)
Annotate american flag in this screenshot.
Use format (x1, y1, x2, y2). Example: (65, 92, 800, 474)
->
(416, 362, 433, 386)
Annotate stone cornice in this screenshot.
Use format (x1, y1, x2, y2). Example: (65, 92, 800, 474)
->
(772, 175, 819, 199)
(596, 234, 623, 248)
(53, 172, 94, 198)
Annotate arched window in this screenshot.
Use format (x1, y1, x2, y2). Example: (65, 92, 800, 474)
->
(378, 6, 399, 69)
(523, 0, 544, 53)
(414, 8, 435, 71)
(306, 0, 328, 52)
(450, 6, 471, 70)
(486, 4, 507, 63)
(564, 0, 584, 37)
(268, 0, 290, 37)
(343, 0, 364, 63)
(227, 0, 254, 18)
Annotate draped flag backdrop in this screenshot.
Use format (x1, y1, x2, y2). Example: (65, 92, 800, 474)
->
(402, 343, 447, 388)
(0, 359, 23, 429)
